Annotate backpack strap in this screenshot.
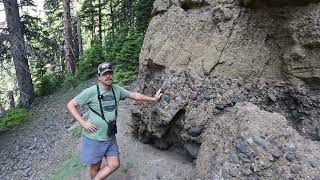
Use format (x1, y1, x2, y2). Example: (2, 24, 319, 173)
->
(88, 84, 118, 124)
(111, 87, 118, 120)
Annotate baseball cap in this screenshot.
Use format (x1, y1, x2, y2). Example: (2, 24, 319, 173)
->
(98, 62, 114, 75)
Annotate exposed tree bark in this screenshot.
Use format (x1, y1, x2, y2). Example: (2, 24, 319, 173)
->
(128, 0, 133, 25)
(98, 0, 103, 46)
(0, 105, 5, 117)
(72, 18, 79, 62)
(76, 15, 83, 58)
(7, 91, 15, 108)
(110, 0, 115, 41)
(73, 0, 83, 59)
(63, 0, 76, 75)
(4, 0, 35, 108)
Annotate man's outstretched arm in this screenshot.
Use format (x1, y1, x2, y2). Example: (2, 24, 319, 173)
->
(128, 88, 162, 102)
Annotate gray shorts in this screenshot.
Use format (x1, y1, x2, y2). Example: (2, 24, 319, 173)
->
(80, 135, 119, 164)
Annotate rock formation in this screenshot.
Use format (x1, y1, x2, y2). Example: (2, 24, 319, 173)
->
(132, 0, 320, 178)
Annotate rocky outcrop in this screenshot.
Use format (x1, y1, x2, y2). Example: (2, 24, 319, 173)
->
(133, 0, 320, 178)
(140, 0, 320, 90)
(132, 70, 320, 178)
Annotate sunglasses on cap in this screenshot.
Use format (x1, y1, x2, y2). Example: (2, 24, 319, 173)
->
(98, 63, 114, 74)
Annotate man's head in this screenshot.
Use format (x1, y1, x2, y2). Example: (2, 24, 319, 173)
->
(97, 62, 114, 86)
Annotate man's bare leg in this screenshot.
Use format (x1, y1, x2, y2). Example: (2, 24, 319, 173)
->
(93, 155, 120, 180)
(90, 161, 102, 179)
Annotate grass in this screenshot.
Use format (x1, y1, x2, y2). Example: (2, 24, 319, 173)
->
(72, 125, 83, 138)
(49, 149, 87, 180)
(0, 107, 29, 133)
(121, 161, 134, 173)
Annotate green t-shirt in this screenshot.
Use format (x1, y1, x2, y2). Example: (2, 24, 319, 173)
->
(74, 83, 130, 141)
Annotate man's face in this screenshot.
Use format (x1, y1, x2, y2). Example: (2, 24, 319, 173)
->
(98, 71, 113, 86)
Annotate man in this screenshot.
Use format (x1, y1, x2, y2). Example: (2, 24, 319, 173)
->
(67, 62, 162, 180)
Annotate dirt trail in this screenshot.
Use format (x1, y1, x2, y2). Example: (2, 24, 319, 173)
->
(0, 79, 195, 180)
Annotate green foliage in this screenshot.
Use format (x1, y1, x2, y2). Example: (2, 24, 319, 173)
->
(35, 75, 62, 96)
(49, 149, 86, 180)
(134, 0, 154, 33)
(113, 67, 137, 86)
(0, 108, 29, 132)
(62, 73, 80, 90)
(116, 27, 143, 67)
(75, 43, 104, 80)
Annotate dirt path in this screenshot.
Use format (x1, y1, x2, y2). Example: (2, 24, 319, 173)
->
(78, 99, 195, 180)
(0, 79, 195, 180)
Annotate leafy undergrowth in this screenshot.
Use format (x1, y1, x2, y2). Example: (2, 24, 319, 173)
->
(0, 107, 29, 132)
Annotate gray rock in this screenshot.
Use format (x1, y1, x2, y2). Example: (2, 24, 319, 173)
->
(268, 92, 277, 102)
(215, 105, 224, 111)
(251, 175, 260, 180)
(232, 96, 241, 105)
(290, 164, 302, 174)
(271, 147, 283, 159)
(21, 168, 31, 177)
(234, 137, 251, 155)
(239, 153, 252, 163)
(254, 136, 270, 150)
(164, 95, 171, 103)
(187, 127, 203, 137)
(229, 154, 240, 164)
(183, 143, 200, 159)
(285, 152, 295, 162)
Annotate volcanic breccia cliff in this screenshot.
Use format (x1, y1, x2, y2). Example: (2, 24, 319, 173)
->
(132, 0, 320, 179)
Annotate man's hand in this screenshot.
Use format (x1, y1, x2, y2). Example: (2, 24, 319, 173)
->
(154, 88, 163, 101)
(81, 120, 97, 133)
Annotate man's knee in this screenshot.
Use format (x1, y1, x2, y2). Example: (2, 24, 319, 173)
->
(108, 160, 120, 171)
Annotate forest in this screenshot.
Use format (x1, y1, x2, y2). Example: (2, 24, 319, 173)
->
(0, 0, 153, 111)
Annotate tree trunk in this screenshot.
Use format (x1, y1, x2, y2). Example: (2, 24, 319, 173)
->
(74, 0, 83, 59)
(76, 15, 83, 58)
(128, 0, 133, 25)
(0, 104, 5, 117)
(4, 0, 35, 108)
(63, 0, 76, 75)
(7, 91, 15, 108)
(72, 19, 79, 62)
(110, 0, 115, 41)
(98, 0, 103, 46)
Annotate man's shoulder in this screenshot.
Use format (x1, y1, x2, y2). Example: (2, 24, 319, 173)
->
(81, 84, 98, 95)
(112, 84, 124, 90)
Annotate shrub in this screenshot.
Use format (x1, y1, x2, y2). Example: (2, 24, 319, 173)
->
(75, 43, 105, 80)
(113, 67, 137, 86)
(62, 73, 79, 90)
(0, 107, 29, 132)
(35, 74, 62, 96)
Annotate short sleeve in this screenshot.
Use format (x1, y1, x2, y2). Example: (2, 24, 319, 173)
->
(73, 87, 94, 106)
(116, 85, 131, 100)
